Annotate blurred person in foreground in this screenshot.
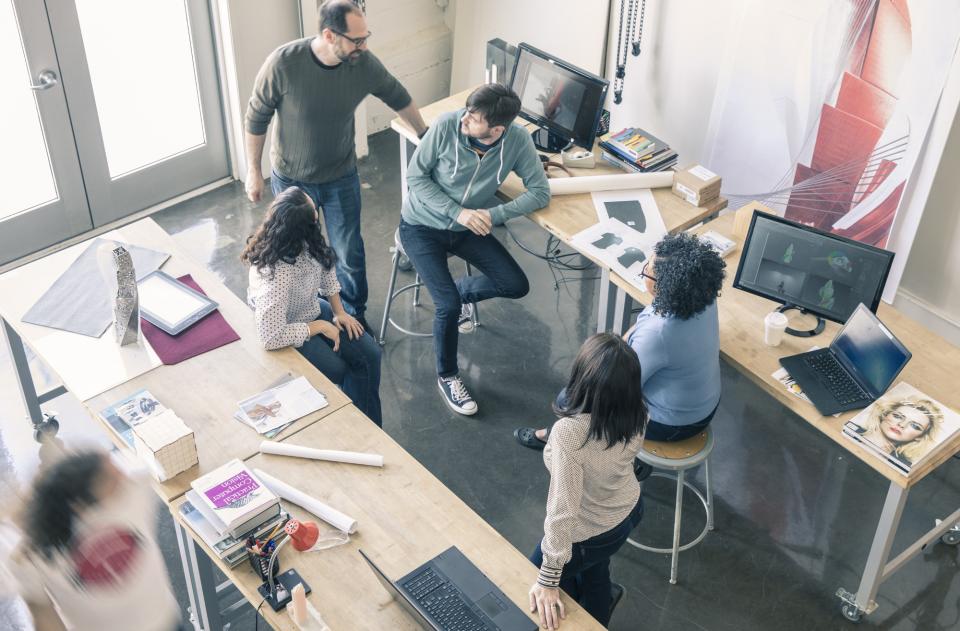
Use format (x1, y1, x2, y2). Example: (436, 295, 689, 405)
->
(1, 450, 180, 631)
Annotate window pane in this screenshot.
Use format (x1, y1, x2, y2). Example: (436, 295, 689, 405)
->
(75, 0, 205, 178)
(0, 0, 58, 220)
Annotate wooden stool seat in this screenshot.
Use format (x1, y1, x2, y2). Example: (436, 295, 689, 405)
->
(640, 431, 709, 460)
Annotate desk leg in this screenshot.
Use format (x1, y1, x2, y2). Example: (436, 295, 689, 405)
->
(3, 317, 43, 425)
(399, 136, 412, 207)
(837, 482, 908, 621)
(596, 269, 617, 334)
(174, 520, 224, 631)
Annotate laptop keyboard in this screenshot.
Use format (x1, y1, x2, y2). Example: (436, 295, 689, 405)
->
(803, 352, 868, 405)
(403, 567, 489, 631)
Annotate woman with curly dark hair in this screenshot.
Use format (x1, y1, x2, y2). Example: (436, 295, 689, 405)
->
(243, 186, 382, 425)
(517, 233, 725, 456)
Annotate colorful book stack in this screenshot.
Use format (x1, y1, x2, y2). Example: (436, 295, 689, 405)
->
(181, 459, 285, 566)
(598, 127, 678, 173)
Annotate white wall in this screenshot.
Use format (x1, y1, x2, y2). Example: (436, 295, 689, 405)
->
(448, 0, 611, 93)
(216, 0, 302, 180)
(602, 0, 960, 345)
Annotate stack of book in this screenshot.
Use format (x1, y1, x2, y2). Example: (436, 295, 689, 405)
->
(181, 459, 285, 566)
(598, 127, 678, 173)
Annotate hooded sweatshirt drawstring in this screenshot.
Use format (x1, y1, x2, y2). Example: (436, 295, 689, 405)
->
(451, 141, 459, 181)
(496, 136, 506, 184)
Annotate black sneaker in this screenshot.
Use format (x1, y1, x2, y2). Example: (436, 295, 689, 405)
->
(437, 375, 478, 415)
(609, 583, 625, 619)
(457, 303, 475, 334)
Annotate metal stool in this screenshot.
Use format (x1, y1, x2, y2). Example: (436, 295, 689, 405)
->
(378, 228, 479, 345)
(627, 428, 714, 584)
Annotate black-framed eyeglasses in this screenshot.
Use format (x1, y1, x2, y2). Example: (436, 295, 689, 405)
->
(640, 260, 656, 283)
(332, 30, 371, 46)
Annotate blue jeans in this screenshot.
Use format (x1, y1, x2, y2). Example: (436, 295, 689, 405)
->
(297, 300, 383, 426)
(272, 170, 368, 318)
(554, 389, 716, 442)
(398, 219, 529, 377)
(530, 498, 643, 626)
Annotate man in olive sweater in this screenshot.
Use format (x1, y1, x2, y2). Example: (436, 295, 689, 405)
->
(244, 0, 427, 330)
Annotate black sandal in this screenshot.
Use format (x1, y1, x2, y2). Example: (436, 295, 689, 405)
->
(514, 427, 549, 451)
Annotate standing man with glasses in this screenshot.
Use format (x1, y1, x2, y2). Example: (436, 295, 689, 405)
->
(245, 0, 428, 332)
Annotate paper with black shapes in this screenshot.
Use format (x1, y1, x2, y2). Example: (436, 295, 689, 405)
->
(592, 188, 666, 237)
(22, 239, 170, 337)
(570, 217, 667, 293)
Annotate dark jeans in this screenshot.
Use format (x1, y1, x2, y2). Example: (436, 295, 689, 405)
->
(530, 498, 643, 626)
(554, 389, 717, 442)
(398, 219, 529, 377)
(297, 300, 383, 426)
(272, 169, 368, 318)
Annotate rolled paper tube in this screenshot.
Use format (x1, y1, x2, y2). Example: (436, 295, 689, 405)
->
(259, 441, 384, 467)
(254, 468, 358, 534)
(548, 172, 673, 195)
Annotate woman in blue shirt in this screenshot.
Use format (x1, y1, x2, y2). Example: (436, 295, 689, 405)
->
(516, 233, 726, 452)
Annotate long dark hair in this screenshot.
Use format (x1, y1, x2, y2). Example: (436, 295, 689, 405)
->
(241, 186, 336, 275)
(555, 333, 648, 448)
(26, 451, 105, 559)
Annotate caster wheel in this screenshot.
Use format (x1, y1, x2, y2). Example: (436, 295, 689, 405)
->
(33, 417, 59, 442)
(941, 530, 960, 546)
(841, 604, 862, 623)
(398, 255, 413, 272)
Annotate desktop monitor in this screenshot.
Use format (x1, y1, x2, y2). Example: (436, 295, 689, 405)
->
(509, 43, 608, 153)
(733, 211, 894, 335)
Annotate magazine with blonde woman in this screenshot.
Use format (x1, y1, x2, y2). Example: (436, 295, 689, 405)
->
(843, 382, 960, 475)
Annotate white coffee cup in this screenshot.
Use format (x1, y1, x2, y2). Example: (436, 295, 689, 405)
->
(764, 311, 789, 346)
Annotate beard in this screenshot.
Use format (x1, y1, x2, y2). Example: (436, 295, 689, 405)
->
(335, 44, 364, 65)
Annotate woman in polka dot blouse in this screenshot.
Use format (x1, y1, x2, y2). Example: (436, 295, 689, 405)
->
(243, 186, 382, 425)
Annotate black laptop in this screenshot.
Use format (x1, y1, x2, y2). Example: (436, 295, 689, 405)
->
(359, 547, 536, 631)
(779, 303, 911, 416)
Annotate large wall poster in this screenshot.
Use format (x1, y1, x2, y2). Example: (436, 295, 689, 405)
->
(703, 0, 960, 300)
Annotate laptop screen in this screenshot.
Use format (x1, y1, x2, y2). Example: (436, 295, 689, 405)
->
(832, 304, 911, 396)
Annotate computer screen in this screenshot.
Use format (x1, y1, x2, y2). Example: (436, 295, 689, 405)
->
(832, 304, 911, 395)
(509, 43, 608, 150)
(733, 211, 895, 324)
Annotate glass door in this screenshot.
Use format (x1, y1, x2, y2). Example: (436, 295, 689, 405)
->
(0, 0, 228, 265)
(48, 0, 228, 227)
(1, 0, 92, 263)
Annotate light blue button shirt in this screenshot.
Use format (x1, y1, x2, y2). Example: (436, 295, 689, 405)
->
(627, 301, 721, 426)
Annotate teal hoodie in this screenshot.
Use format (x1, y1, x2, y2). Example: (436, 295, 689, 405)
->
(401, 109, 551, 230)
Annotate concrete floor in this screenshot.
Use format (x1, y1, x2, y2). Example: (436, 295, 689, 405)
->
(2, 128, 960, 630)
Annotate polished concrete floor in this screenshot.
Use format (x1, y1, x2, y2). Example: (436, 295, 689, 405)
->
(2, 129, 960, 630)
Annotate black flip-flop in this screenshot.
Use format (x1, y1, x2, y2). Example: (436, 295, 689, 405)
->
(514, 427, 549, 451)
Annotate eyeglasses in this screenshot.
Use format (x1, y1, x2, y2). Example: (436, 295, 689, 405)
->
(640, 260, 656, 283)
(332, 30, 371, 46)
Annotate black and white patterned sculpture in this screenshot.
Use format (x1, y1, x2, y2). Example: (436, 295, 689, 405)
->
(111, 245, 139, 345)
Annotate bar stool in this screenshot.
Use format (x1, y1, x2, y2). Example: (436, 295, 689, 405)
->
(626, 428, 714, 584)
(378, 228, 479, 345)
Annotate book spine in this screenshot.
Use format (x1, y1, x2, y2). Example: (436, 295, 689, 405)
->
(600, 151, 642, 173)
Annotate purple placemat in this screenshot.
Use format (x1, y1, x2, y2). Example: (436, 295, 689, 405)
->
(140, 274, 240, 365)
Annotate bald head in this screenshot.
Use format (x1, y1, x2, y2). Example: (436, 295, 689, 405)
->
(318, 0, 363, 35)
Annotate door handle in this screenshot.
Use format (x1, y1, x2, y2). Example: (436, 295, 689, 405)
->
(29, 70, 59, 91)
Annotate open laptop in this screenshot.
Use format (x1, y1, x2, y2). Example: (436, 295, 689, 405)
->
(779, 303, 911, 416)
(359, 548, 536, 631)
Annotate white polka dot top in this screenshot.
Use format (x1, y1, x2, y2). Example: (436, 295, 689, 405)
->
(247, 251, 341, 350)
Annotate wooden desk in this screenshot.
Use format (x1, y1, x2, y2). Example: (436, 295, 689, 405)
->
(390, 88, 726, 332)
(172, 404, 603, 630)
(0, 218, 351, 502)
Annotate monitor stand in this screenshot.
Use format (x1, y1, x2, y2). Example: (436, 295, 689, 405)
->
(777, 304, 826, 337)
(530, 127, 572, 153)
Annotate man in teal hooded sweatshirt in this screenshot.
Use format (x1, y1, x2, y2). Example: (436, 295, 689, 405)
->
(399, 84, 551, 416)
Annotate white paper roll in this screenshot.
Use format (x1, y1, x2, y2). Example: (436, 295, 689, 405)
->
(548, 172, 673, 195)
(259, 441, 384, 467)
(254, 468, 358, 534)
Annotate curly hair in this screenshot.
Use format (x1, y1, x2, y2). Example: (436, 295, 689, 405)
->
(863, 396, 943, 465)
(650, 233, 726, 320)
(26, 451, 105, 559)
(241, 186, 336, 276)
